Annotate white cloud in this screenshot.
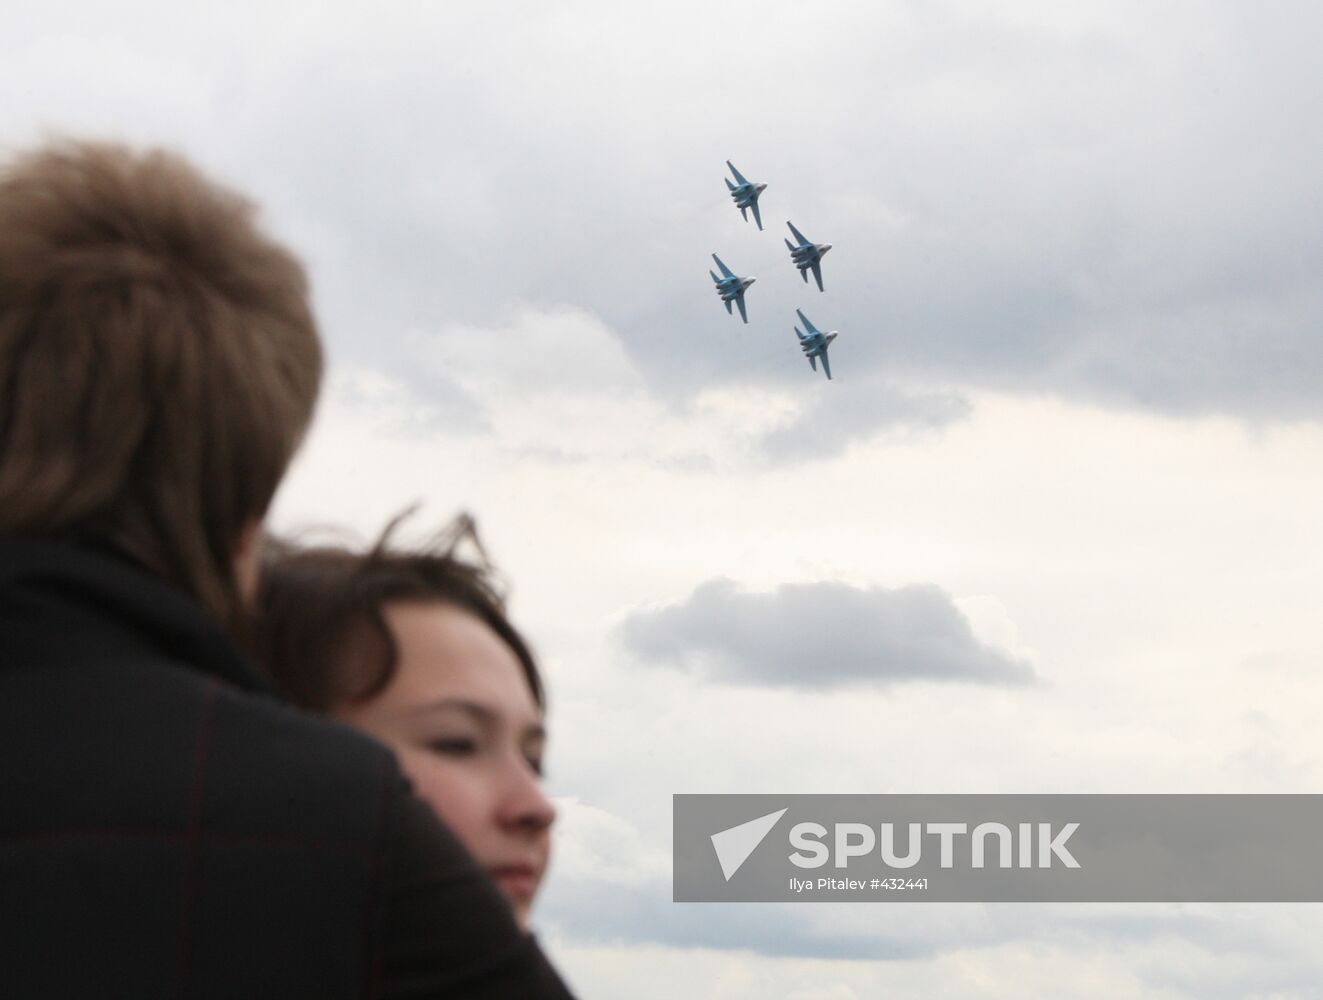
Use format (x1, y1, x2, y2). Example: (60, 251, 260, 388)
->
(275, 366, 1323, 983)
(407, 306, 644, 397)
(546, 797, 669, 890)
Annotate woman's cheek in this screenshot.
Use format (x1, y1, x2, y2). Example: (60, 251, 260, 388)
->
(397, 750, 489, 856)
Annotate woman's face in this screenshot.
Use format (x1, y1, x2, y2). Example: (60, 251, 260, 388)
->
(334, 600, 554, 928)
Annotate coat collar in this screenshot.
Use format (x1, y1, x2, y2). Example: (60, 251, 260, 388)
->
(0, 536, 271, 692)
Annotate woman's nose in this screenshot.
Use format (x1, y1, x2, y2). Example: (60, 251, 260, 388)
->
(497, 757, 556, 832)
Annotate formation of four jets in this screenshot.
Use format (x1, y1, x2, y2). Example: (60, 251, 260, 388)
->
(711, 161, 840, 380)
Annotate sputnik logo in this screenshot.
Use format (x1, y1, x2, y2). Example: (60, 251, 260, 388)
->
(710, 808, 789, 881)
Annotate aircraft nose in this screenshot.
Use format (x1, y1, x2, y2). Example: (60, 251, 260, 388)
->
(747, 276, 756, 286)
(821, 244, 833, 254)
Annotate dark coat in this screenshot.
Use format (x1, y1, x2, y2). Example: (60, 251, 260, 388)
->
(0, 538, 573, 999)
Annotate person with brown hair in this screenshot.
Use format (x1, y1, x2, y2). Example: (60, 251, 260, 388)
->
(255, 513, 557, 929)
(0, 140, 574, 999)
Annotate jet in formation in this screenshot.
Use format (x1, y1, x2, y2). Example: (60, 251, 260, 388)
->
(710, 254, 756, 323)
(794, 308, 838, 380)
(784, 220, 832, 292)
(724, 160, 767, 231)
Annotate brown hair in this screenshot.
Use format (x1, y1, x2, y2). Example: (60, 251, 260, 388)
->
(0, 139, 321, 629)
(253, 512, 544, 713)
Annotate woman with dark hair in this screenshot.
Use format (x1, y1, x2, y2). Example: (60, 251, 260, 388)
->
(255, 513, 556, 928)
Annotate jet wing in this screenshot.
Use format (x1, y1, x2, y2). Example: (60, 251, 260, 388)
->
(786, 220, 809, 246)
(711, 253, 735, 279)
(811, 261, 824, 292)
(750, 198, 764, 231)
(795, 309, 819, 337)
(820, 349, 832, 380)
(736, 294, 748, 324)
(727, 160, 750, 186)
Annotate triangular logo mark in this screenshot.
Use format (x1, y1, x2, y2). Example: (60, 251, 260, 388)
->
(711, 808, 788, 881)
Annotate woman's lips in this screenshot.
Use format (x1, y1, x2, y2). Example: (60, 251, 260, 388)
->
(490, 864, 540, 900)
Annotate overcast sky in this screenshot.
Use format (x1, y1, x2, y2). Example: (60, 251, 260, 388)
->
(8, 2, 1323, 996)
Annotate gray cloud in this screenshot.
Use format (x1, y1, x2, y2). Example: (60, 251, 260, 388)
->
(334, 362, 489, 438)
(543, 866, 1320, 980)
(8, 2, 1319, 441)
(620, 578, 1035, 689)
(541, 882, 937, 961)
(759, 375, 972, 461)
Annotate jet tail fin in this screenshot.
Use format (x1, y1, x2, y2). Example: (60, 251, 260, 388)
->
(785, 238, 795, 253)
(725, 299, 732, 314)
(801, 269, 808, 283)
(725, 177, 736, 192)
(710, 270, 720, 284)
(809, 355, 817, 372)
(794, 326, 805, 341)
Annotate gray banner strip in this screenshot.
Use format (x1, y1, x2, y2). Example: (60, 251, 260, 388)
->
(674, 794, 1323, 902)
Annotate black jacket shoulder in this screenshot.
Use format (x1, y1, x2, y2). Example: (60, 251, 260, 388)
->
(0, 538, 575, 999)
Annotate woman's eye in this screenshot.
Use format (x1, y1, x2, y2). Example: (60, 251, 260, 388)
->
(428, 737, 477, 757)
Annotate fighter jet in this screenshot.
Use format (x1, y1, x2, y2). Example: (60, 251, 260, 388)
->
(784, 221, 832, 292)
(724, 161, 766, 231)
(794, 308, 838, 380)
(710, 254, 756, 324)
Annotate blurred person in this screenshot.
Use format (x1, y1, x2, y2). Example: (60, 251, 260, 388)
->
(0, 139, 574, 999)
(254, 513, 556, 929)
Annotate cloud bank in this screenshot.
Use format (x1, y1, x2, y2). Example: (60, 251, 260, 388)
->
(620, 578, 1036, 689)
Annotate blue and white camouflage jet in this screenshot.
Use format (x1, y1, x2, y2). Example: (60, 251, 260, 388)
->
(710, 254, 756, 324)
(724, 160, 766, 231)
(794, 308, 838, 380)
(784, 220, 832, 292)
